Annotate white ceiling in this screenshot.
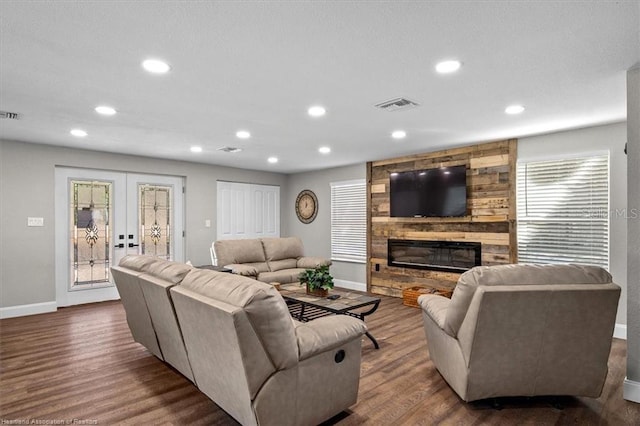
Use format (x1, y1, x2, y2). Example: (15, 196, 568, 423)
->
(1, 1, 638, 174)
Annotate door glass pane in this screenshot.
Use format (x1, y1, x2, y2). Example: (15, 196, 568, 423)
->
(139, 184, 172, 260)
(70, 180, 112, 289)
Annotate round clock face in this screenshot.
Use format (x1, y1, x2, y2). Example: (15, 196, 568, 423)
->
(295, 190, 318, 224)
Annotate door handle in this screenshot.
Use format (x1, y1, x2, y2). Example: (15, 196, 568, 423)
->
(128, 243, 139, 248)
(114, 243, 125, 248)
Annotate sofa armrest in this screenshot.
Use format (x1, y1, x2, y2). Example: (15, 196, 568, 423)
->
(297, 257, 332, 269)
(224, 264, 258, 277)
(295, 316, 367, 361)
(418, 294, 451, 333)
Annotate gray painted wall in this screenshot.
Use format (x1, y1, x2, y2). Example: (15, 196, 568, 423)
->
(283, 163, 367, 285)
(0, 140, 286, 308)
(518, 122, 628, 325)
(626, 66, 639, 391)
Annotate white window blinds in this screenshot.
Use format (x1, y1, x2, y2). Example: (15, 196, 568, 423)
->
(330, 179, 366, 263)
(517, 154, 609, 269)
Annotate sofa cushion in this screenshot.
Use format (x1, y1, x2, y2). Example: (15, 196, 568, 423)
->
(258, 269, 306, 284)
(214, 239, 266, 267)
(268, 258, 298, 272)
(261, 237, 304, 261)
(226, 264, 259, 277)
(119, 254, 160, 271)
(179, 269, 299, 370)
(297, 256, 331, 269)
(146, 259, 193, 284)
(444, 264, 613, 337)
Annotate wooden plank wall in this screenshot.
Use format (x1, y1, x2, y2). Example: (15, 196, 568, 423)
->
(367, 139, 518, 297)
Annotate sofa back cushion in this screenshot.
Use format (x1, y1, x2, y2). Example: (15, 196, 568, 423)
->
(119, 254, 160, 272)
(146, 259, 193, 284)
(262, 237, 304, 261)
(179, 268, 298, 370)
(214, 239, 266, 267)
(444, 263, 613, 336)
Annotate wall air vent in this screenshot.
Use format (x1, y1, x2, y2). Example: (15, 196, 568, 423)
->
(217, 146, 242, 153)
(0, 111, 21, 120)
(374, 97, 420, 112)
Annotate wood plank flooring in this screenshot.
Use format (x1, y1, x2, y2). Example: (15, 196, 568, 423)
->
(1, 297, 638, 425)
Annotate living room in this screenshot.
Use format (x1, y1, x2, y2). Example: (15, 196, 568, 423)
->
(1, 1, 639, 424)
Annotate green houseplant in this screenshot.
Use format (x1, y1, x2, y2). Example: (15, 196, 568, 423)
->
(299, 265, 334, 297)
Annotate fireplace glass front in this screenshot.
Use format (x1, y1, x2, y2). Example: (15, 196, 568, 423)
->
(387, 239, 481, 273)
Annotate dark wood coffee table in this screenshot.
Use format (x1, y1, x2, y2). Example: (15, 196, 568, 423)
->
(278, 283, 381, 349)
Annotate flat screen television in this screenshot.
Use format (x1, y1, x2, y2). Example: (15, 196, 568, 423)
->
(390, 165, 467, 217)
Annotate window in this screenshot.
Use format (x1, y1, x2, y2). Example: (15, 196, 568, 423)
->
(330, 179, 366, 263)
(517, 154, 609, 269)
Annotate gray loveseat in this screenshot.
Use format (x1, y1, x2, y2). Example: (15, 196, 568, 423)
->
(213, 237, 331, 283)
(111, 255, 367, 426)
(418, 263, 621, 402)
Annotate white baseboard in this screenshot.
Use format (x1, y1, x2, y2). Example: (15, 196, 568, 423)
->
(0, 301, 57, 319)
(624, 378, 640, 403)
(334, 279, 367, 292)
(614, 323, 627, 340)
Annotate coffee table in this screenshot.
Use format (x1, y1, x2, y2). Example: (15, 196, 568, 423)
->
(277, 283, 381, 349)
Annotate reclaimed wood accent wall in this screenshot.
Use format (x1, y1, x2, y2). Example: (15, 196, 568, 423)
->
(367, 139, 518, 297)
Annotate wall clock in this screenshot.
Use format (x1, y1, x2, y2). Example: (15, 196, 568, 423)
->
(295, 190, 318, 224)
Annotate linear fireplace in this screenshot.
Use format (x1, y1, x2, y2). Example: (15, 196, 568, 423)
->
(387, 239, 481, 273)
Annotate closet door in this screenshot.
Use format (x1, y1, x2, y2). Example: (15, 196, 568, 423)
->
(216, 181, 280, 240)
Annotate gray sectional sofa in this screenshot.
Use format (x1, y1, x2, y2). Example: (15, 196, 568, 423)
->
(111, 255, 367, 426)
(213, 237, 331, 283)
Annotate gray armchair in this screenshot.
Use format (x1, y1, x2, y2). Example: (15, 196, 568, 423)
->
(418, 263, 620, 402)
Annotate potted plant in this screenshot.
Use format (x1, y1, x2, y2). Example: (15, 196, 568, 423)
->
(299, 265, 334, 297)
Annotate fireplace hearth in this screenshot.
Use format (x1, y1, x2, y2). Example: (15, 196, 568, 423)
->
(388, 239, 481, 273)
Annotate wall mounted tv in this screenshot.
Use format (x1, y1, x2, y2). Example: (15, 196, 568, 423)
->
(389, 165, 467, 217)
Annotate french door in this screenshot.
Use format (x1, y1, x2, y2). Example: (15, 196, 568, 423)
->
(55, 168, 184, 306)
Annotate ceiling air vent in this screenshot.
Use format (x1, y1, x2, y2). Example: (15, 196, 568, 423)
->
(0, 111, 21, 120)
(374, 97, 420, 112)
(217, 146, 242, 153)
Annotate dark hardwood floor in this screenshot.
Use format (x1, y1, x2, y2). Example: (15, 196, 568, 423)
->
(1, 296, 638, 425)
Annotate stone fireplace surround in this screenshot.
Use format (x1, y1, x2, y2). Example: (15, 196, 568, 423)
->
(387, 239, 482, 273)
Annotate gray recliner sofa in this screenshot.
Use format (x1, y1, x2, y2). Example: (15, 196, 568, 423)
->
(213, 237, 331, 283)
(418, 263, 621, 402)
(111, 255, 367, 426)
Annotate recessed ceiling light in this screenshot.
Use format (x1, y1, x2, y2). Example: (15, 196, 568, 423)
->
(142, 59, 171, 74)
(70, 129, 87, 137)
(318, 146, 331, 154)
(236, 130, 251, 139)
(190, 146, 202, 153)
(435, 60, 461, 74)
(308, 106, 326, 117)
(391, 130, 407, 139)
(268, 156, 278, 164)
(505, 105, 525, 115)
(95, 106, 116, 116)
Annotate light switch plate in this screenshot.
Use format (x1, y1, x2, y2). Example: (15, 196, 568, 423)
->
(205, 219, 211, 228)
(27, 217, 44, 227)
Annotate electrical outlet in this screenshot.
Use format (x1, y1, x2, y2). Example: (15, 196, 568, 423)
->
(27, 217, 44, 227)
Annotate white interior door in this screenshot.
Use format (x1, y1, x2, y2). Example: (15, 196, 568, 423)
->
(216, 181, 280, 240)
(55, 168, 184, 307)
